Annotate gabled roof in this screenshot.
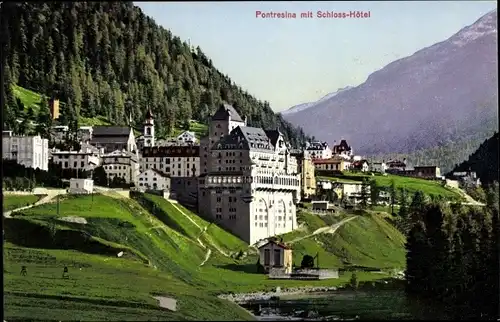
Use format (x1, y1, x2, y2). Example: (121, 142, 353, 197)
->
(264, 129, 282, 148)
(92, 126, 131, 137)
(212, 126, 274, 152)
(211, 103, 244, 122)
(258, 239, 292, 250)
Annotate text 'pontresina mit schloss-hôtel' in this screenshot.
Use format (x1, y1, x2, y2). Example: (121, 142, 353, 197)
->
(255, 11, 372, 19)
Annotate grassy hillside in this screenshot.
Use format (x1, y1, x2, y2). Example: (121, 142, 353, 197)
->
(4, 193, 391, 320)
(280, 211, 406, 270)
(319, 172, 462, 200)
(3, 194, 42, 212)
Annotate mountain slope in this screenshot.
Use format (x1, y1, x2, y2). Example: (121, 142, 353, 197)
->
(0, 2, 309, 146)
(283, 10, 498, 155)
(281, 86, 353, 116)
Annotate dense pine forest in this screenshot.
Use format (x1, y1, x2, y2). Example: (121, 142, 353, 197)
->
(0, 2, 309, 146)
(405, 190, 499, 320)
(450, 132, 499, 185)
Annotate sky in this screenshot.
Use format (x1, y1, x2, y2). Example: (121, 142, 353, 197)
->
(135, 1, 497, 112)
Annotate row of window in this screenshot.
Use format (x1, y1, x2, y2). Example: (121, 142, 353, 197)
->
(58, 161, 86, 168)
(143, 157, 198, 162)
(54, 154, 89, 159)
(139, 177, 158, 181)
(215, 214, 237, 220)
(104, 165, 128, 170)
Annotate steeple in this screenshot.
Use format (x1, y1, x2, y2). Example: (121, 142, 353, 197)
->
(143, 107, 155, 147)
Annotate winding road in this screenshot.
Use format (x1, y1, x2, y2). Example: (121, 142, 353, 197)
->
(289, 215, 359, 244)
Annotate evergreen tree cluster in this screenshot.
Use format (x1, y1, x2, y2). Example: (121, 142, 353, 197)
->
(405, 183, 500, 319)
(1, 2, 310, 146)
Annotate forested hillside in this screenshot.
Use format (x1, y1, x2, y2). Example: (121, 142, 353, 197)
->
(449, 132, 499, 185)
(0, 2, 309, 146)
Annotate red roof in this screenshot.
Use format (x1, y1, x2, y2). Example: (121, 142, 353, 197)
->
(259, 240, 292, 250)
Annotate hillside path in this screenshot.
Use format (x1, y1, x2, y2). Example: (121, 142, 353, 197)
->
(289, 215, 359, 244)
(445, 185, 486, 206)
(3, 190, 67, 218)
(168, 199, 230, 262)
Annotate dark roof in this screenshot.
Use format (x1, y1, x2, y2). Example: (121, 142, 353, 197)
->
(212, 126, 274, 152)
(142, 145, 200, 158)
(306, 141, 329, 151)
(211, 103, 244, 122)
(333, 139, 351, 152)
(352, 160, 369, 168)
(264, 130, 281, 148)
(92, 126, 131, 137)
(90, 136, 129, 144)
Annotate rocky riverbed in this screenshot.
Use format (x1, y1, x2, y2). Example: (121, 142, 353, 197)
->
(218, 286, 342, 304)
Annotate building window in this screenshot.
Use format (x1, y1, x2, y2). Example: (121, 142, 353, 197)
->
(264, 249, 270, 266)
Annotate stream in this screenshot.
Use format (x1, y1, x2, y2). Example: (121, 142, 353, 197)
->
(238, 281, 450, 321)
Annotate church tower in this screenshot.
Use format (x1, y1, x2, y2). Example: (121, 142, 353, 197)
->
(143, 108, 155, 147)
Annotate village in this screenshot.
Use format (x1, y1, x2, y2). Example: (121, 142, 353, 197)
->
(2, 100, 480, 281)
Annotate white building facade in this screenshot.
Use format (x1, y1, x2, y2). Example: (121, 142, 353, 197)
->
(69, 178, 94, 194)
(198, 105, 301, 245)
(50, 144, 101, 171)
(138, 169, 171, 191)
(101, 150, 140, 185)
(2, 132, 49, 171)
(304, 141, 332, 160)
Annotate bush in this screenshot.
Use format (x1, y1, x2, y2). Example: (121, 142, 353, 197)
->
(349, 272, 359, 289)
(300, 255, 315, 268)
(256, 258, 265, 273)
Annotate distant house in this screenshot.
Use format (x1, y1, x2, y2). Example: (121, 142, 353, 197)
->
(258, 239, 293, 274)
(69, 178, 94, 194)
(290, 150, 316, 199)
(452, 171, 481, 187)
(386, 159, 407, 172)
(78, 126, 93, 143)
(176, 131, 198, 144)
(49, 98, 60, 120)
(351, 160, 369, 172)
(332, 139, 352, 159)
(90, 126, 137, 154)
(370, 162, 387, 173)
(313, 157, 351, 172)
(311, 200, 336, 212)
(138, 169, 171, 192)
(304, 141, 332, 160)
(412, 166, 441, 179)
